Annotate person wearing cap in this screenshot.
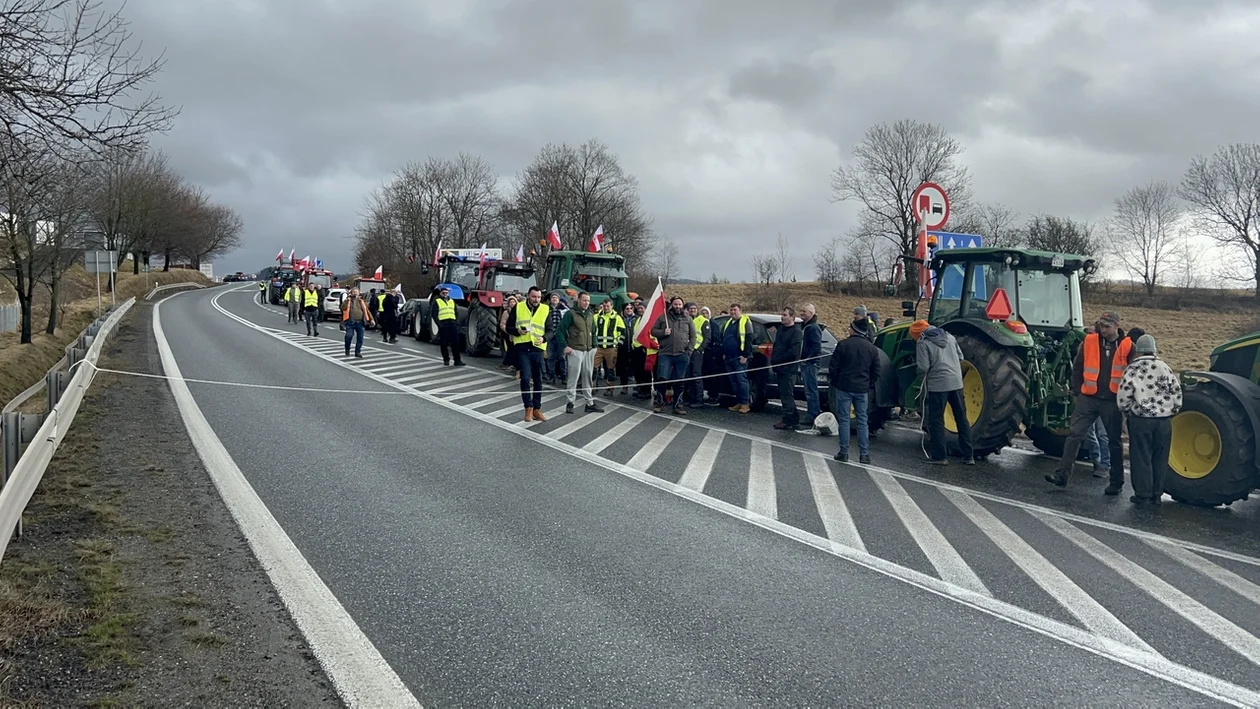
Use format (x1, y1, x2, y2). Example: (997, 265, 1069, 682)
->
(912, 319, 975, 465)
(852, 305, 877, 341)
(1117, 334, 1182, 505)
(1046, 311, 1131, 492)
(433, 286, 464, 367)
(828, 316, 881, 462)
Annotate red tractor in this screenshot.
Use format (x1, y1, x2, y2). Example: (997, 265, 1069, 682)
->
(415, 249, 538, 356)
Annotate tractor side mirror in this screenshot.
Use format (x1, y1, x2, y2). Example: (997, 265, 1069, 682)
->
(901, 300, 916, 317)
(883, 284, 896, 297)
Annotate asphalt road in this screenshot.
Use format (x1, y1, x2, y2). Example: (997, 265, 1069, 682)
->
(143, 284, 1260, 706)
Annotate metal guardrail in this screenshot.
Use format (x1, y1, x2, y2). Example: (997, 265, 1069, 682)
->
(145, 281, 205, 301)
(0, 300, 16, 334)
(0, 297, 135, 563)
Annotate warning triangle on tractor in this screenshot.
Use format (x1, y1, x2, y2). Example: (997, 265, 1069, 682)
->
(985, 288, 1013, 321)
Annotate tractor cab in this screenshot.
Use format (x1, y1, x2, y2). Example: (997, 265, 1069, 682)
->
(927, 248, 1092, 333)
(478, 261, 536, 298)
(544, 250, 630, 310)
(432, 248, 502, 302)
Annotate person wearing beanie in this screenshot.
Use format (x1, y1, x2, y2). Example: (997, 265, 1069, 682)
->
(912, 320, 975, 465)
(828, 316, 882, 463)
(1117, 334, 1182, 505)
(852, 304, 877, 341)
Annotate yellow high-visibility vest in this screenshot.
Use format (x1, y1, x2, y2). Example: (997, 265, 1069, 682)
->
(436, 297, 457, 321)
(720, 315, 750, 351)
(693, 315, 708, 350)
(375, 293, 386, 310)
(594, 312, 625, 348)
(511, 301, 550, 350)
(303, 290, 320, 308)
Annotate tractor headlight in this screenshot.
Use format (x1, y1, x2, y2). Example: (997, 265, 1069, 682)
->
(1209, 352, 1219, 371)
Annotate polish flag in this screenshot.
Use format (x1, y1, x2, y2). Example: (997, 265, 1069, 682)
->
(632, 278, 664, 371)
(275, 249, 284, 262)
(432, 240, 442, 265)
(514, 244, 524, 262)
(545, 221, 562, 250)
(477, 243, 489, 270)
(588, 225, 604, 253)
(297, 255, 311, 272)
(288, 248, 296, 264)
(373, 265, 383, 279)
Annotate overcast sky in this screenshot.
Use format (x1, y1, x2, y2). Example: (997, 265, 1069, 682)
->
(129, 0, 1259, 280)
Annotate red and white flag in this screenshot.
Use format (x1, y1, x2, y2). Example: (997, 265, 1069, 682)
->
(545, 221, 562, 250)
(588, 225, 604, 253)
(515, 244, 524, 262)
(373, 265, 383, 279)
(633, 278, 665, 372)
(477, 243, 489, 270)
(296, 255, 310, 271)
(275, 249, 284, 262)
(288, 248, 296, 264)
(432, 240, 443, 265)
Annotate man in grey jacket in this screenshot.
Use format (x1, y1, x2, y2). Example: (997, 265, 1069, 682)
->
(913, 320, 975, 465)
(650, 296, 696, 415)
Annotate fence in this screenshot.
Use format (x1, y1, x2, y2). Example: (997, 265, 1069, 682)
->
(0, 300, 16, 334)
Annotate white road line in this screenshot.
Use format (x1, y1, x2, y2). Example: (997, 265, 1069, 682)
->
(461, 392, 519, 409)
(1151, 540, 1260, 609)
(869, 472, 990, 597)
(582, 412, 652, 454)
(677, 429, 724, 492)
(943, 490, 1157, 654)
(399, 370, 482, 388)
(358, 361, 426, 376)
(486, 393, 563, 422)
(627, 420, 686, 471)
(747, 441, 777, 520)
(545, 409, 611, 441)
(803, 454, 865, 554)
(153, 299, 421, 708)
(1041, 513, 1260, 669)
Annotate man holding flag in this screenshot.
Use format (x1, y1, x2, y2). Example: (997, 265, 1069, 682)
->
(650, 295, 695, 415)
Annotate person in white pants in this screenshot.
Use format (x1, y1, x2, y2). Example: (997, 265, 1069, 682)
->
(558, 292, 604, 415)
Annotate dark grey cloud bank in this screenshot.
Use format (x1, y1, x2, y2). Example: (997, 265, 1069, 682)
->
(129, 0, 1260, 278)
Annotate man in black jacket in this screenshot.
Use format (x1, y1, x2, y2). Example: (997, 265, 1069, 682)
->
(828, 319, 881, 463)
(799, 303, 823, 429)
(772, 307, 803, 429)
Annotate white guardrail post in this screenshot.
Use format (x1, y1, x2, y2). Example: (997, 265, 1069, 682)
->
(0, 297, 135, 563)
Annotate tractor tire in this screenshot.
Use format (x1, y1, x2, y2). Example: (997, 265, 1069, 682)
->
(948, 335, 1029, 458)
(1025, 425, 1094, 461)
(465, 305, 499, 357)
(416, 302, 432, 342)
(1165, 380, 1259, 507)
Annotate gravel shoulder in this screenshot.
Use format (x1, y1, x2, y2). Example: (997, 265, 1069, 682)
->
(0, 297, 341, 707)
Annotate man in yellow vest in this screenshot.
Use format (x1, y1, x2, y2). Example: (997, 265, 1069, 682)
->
(257, 279, 267, 304)
(592, 299, 625, 397)
(685, 301, 709, 407)
(286, 282, 303, 323)
(720, 303, 755, 413)
(433, 286, 464, 366)
(505, 285, 554, 421)
(302, 283, 322, 336)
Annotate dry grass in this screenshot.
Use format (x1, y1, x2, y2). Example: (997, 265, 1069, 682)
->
(668, 281, 1254, 372)
(0, 265, 210, 406)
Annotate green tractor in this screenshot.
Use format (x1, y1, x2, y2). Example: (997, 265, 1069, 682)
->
(871, 248, 1097, 458)
(543, 250, 633, 311)
(1166, 331, 1260, 506)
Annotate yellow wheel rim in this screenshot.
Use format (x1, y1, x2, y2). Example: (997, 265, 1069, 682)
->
(944, 362, 983, 433)
(1170, 411, 1222, 480)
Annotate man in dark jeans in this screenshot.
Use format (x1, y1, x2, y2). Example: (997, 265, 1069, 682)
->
(771, 307, 803, 430)
(828, 318, 881, 462)
(912, 320, 975, 465)
(341, 288, 373, 358)
(505, 286, 555, 422)
(650, 296, 696, 415)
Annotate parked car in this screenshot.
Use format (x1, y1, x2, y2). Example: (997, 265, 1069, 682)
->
(701, 313, 838, 411)
(400, 298, 427, 339)
(322, 288, 346, 320)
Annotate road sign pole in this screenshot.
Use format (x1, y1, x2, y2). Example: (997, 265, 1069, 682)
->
(93, 251, 101, 317)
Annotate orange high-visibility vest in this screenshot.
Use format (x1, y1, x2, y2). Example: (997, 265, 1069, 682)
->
(1081, 333, 1133, 396)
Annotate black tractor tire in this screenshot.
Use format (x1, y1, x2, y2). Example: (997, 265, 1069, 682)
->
(948, 334, 1029, 458)
(1025, 425, 1094, 461)
(1165, 380, 1259, 507)
(416, 302, 432, 342)
(465, 305, 499, 357)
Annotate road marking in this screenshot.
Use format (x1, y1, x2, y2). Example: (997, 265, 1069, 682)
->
(1151, 540, 1260, 609)
(359, 361, 424, 377)
(463, 392, 519, 409)
(747, 441, 777, 520)
(869, 472, 990, 597)
(627, 420, 686, 471)
(677, 429, 724, 492)
(199, 288, 1260, 705)
(153, 298, 421, 708)
(943, 490, 1157, 654)
(803, 454, 865, 554)
(583, 412, 652, 455)
(1042, 513, 1260, 669)
(546, 409, 611, 440)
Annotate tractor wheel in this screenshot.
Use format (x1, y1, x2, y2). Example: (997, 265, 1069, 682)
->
(946, 335, 1029, 458)
(465, 305, 499, 357)
(416, 303, 432, 342)
(1025, 425, 1094, 461)
(1165, 381, 1259, 507)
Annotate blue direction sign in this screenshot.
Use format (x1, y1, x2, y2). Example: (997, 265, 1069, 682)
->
(928, 232, 984, 299)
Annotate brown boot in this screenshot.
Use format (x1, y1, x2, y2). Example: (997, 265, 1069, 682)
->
(533, 408, 548, 422)
(524, 408, 534, 422)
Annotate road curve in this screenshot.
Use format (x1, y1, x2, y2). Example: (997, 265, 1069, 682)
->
(143, 285, 1249, 706)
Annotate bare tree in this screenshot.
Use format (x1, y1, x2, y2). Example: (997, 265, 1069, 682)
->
(1179, 143, 1260, 296)
(813, 236, 843, 293)
(653, 237, 680, 285)
(1105, 180, 1181, 297)
(0, 147, 57, 342)
(84, 149, 177, 272)
(1026, 214, 1099, 256)
(772, 233, 794, 282)
(38, 154, 92, 333)
(831, 119, 973, 280)
(951, 202, 1024, 247)
(750, 253, 776, 286)
(1174, 231, 1207, 291)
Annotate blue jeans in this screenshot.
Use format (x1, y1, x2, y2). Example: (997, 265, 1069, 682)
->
(801, 362, 820, 423)
(725, 355, 749, 405)
(654, 353, 690, 407)
(546, 337, 567, 380)
(343, 320, 365, 355)
(518, 347, 545, 409)
(1086, 416, 1111, 469)
(835, 391, 869, 457)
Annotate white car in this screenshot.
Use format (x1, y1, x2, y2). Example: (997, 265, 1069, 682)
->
(323, 288, 346, 320)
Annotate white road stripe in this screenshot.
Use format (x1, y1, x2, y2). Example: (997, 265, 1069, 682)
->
(746, 441, 777, 520)
(677, 429, 724, 492)
(546, 409, 611, 440)
(461, 392, 519, 409)
(487, 393, 563, 422)
(627, 420, 686, 471)
(803, 454, 865, 554)
(1151, 540, 1260, 609)
(582, 412, 652, 454)
(401, 370, 482, 388)
(944, 490, 1157, 654)
(1041, 513, 1260, 668)
(869, 471, 990, 596)
(359, 361, 428, 376)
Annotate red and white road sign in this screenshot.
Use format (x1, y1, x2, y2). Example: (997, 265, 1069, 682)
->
(911, 182, 950, 230)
